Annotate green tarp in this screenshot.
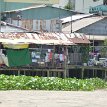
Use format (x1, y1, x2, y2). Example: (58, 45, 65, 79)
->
(7, 48, 31, 67)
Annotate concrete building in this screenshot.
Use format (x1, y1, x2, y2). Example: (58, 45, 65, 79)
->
(58, 0, 103, 13)
(0, 0, 103, 13)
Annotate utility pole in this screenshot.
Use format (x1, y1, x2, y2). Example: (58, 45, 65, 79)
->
(0, 1, 1, 32)
(83, 0, 84, 12)
(69, 0, 72, 33)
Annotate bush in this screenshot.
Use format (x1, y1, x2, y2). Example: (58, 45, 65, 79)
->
(0, 74, 107, 91)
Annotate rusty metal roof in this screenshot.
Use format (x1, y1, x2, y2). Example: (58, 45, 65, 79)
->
(0, 32, 90, 45)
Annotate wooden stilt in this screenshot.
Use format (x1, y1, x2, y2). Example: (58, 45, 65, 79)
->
(94, 69, 97, 77)
(105, 70, 107, 80)
(58, 72, 61, 78)
(64, 46, 68, 78)
(66, 69, 69, 78)
(47, 70, 50, 77)
(93, 69, 94, 77)
(52, 45, 55, 68)
(18, 70, 20, 76)
(81, 68, 84, 79)
(42, 70, 45, 77)
(53, 71, 56, 77)
(102, 70, 104, 79)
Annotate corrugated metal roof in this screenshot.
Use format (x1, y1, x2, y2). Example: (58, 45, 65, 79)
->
(3, 5, 46, 13)
(62, 16, 103, 32)
(2, 5, 76, 20)
(76, 17, 107, 35)
(1, 21, 28, 32)
(61, 14, 93, 24)
(3, 5, 75, 13)
(86, 35, 107, 41)
(64, 33, 90, 44)
(0, 32, 90, 45)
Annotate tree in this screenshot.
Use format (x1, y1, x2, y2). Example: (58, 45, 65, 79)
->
(64, 1, 72, 10)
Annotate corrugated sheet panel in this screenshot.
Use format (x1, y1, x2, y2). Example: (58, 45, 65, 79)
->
(0, 32, 90, 45)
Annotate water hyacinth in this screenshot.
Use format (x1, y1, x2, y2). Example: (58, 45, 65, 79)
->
(0, 74, 107, 91)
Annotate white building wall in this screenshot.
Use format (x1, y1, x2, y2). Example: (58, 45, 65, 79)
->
(74, 0, 103, 13)
(58, 0, 103, 13)
(75, 0, 84, 12)
(59, 0, 68, 7)
(58, 0, 75, 9)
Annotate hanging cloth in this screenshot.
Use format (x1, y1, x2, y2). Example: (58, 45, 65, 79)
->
(6, 48, 31, 67)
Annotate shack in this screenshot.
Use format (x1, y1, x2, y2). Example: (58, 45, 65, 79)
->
(0, 32, 90, 77)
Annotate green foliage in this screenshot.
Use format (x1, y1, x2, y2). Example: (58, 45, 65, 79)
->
(0, 74, 107, 91)
(104, 39, 107, 46)
(81, 45, 90, 63)
(64, 2, 72, 10)
(100, 39, 107, 57)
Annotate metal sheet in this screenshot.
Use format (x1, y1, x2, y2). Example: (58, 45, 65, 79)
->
(0, 32, 90, 45)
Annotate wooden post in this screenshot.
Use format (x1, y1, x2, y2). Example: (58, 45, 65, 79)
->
(64, 46, 68, 78)
(24, 70, 26, 75)
(52, 45, 55, 68)
(93, 69, 94, 77)
(42, 70, 46, 77)
(102, 70, 104, 79)
(47, 70, 50, 77)
(81, 68, 84, 79)
(18, 70, 20, 76)
(94, 69, 97, 77)
(66, 69, 69, 78)
(53, 71, 56, 77)
(105, 70, 107, 80)
(58, 72, 61, 78)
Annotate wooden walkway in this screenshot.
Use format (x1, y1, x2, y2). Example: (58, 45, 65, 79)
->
(0, 67, 64, 77)
(68, 65, 107, 79)
(0, 65, 107, 79)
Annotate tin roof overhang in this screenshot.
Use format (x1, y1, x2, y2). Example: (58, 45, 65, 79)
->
(0, 32, 90, 45)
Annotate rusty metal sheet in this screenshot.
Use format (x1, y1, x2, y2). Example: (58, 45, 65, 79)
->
(0, 32, 89, 45)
